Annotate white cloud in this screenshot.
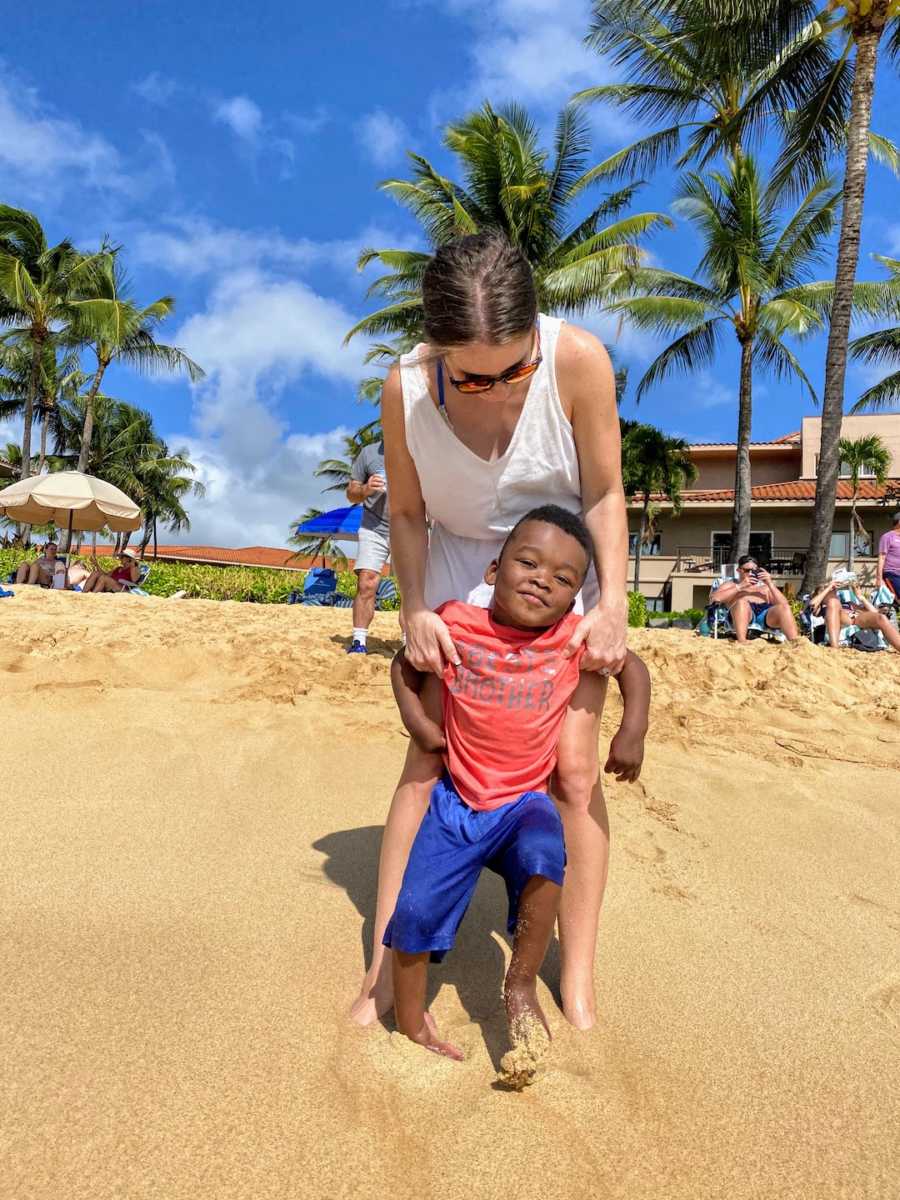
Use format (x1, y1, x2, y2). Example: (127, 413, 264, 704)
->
(0, 76, 122, 191)
(128, 214, 422, 283)
(430, 0, 632, 143)
(168, 425, 355, 549)
(356, 109, 410, 167)
(214, 95, 264, 143)
(284, 106, 330, 136)
(132, 71, 179, 105)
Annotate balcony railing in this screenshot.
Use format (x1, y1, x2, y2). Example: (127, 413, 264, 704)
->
(674, 546, 811, 574)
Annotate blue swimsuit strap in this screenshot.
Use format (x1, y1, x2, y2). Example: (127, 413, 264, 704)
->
(437, 359, 446, 410)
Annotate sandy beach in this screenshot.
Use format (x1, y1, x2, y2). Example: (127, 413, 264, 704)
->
(2, 589, 899, 1199)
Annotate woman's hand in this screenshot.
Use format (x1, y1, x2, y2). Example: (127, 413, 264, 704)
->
(564, 602, 627, 675)
(401, 608, 461, 675)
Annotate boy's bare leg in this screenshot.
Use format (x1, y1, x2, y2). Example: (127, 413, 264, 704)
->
(393, 949, 464, 1060)
(350, 674, 444, 1026)
(498, 876, 561, 1089)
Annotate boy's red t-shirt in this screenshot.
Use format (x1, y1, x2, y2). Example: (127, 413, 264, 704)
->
(436, 600, 583, 811)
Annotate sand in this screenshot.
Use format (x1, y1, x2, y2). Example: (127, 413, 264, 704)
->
(2, 588, 899, 1199)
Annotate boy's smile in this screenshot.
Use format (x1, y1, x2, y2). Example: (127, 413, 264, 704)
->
(485, 519, 589, 629)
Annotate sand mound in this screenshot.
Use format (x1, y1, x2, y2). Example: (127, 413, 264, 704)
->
(2, 589, 898, 1199)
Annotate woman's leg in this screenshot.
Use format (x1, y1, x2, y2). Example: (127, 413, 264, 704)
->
(350, 675, 444, 1025)
(15, 562, 31, 584)
(856, 611, 900, 651)
(81, 571, 101, 592)
(824, 596, 847, 649)
(551, 671, 609, 1031)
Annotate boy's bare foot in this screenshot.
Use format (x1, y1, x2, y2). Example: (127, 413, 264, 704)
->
(407, 1012, 464, 1061)
(498, 978, 552, 1089)
(349, 962, 394, 1026)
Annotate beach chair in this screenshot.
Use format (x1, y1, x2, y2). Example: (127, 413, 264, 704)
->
(291, 567, 337, 606)
(375, 576, 399, 610)
(120, 563, 152, 596)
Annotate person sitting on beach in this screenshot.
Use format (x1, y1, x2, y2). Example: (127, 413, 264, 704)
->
(15, 541, 65, 587)
(710, 554, 799, 643)
(80, 549, 141, 593)
(810, 569, 900, 652)
(384, 505, 651, 1082)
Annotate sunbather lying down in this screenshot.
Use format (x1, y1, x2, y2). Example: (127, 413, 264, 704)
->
(810, 570, 900, 652)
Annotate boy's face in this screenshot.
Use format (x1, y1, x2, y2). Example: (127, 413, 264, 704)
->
(485, 520, 588, 628)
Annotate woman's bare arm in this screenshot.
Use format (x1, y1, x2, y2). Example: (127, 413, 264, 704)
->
(382, 366, 460, 673)
(557, 325, 628, 671)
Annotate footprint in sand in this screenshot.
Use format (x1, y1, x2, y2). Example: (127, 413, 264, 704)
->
(867, 978, 900, 1035)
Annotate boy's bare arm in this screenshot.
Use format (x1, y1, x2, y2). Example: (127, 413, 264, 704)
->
(604, 649, 650, 783)
(390, 648, 447, 754)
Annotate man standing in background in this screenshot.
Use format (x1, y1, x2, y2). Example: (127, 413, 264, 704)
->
(345, 438, 389, 654)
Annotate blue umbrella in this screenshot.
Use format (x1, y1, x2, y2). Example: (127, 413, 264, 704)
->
(294, 504, 362, 539)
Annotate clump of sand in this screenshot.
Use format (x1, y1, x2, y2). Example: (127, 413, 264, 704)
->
(497, 1013, 551, 1090)
(2, 589, 899, 1200)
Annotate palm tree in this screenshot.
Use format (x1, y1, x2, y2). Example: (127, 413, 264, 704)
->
(0, 205, 111, 482)
(132, 443, 206, 557)
(345, 102, 671, 345)
(71, 257, 204, 472)
(578, 1, 852, 183)
(621, 423, 697, 591)
(796, 1, 900, 591)
(848, 255, 900, 411)
(838, 433, 890, 568)
(314, 421, 383, 494)
(289, 508, 349, 568)
(608, 155, 880, 558)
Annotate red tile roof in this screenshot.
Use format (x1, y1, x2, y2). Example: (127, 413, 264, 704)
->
(82, 545, 342, 570)
(676, 479, 900, 503)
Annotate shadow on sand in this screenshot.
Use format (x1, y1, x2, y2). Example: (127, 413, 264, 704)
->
(328, 634, 400, 661)
(313, 825, 563, 1069)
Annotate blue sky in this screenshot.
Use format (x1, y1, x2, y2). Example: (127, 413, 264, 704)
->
(3, 0, 900, 547)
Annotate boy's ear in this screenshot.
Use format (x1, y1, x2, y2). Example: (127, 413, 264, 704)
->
(484, 559, 499, 586)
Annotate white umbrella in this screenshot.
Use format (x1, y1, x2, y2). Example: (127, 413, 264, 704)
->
(0, 472, 142, 545)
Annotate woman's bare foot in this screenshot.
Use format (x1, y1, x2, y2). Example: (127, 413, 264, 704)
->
(560, 981, 596, 1031)
(349, 959, 394, 1026)
(498, 978, 552, 1089)
(406, 1012, 464, 1061)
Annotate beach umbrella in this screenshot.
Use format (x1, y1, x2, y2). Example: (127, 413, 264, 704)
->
(294, 505, 362, 540)
(0, 471, 142, 549)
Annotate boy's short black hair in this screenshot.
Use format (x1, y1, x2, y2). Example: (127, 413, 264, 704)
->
(500, 505, 592, 576)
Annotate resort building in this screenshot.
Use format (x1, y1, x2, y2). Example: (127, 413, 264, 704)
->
(628, 413, 900, 612)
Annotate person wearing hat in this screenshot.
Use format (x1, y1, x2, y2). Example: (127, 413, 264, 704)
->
(877, 512, 900, 601)
(810, 567, 900, 651)
(80, 548, 142, 593)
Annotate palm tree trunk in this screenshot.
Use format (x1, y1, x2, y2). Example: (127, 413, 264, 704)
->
(153, 517, 158, 559)
(20, 338, 42, 482)
(848, 493, 857, 570)
(802, 29, 880, 593)
(731, 337, 754, 559)
(634, 497, 648, 592)
(76, 359, 109, 474)
(37, 409, 48, 476)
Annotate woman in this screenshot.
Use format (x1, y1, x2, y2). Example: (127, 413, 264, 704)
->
(80, 548, 141, 593)
(811, 570, 900, 651)
(351, 232, 628, 1031)
(877, 511, 900, 600)
(15, 541, 62, 586)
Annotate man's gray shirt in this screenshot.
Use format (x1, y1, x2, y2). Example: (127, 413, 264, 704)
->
(350, 441, 389, 536)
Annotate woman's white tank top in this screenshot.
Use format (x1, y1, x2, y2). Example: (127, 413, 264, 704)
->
(399, 314, 595, 610)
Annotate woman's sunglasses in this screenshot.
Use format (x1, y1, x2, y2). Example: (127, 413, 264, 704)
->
(443, 328, 542, 394)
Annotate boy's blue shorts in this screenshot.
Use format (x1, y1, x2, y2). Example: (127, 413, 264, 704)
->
(383, 775, 566, 963)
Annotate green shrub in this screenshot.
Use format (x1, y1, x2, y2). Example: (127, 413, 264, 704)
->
(627, 590, 648, 628)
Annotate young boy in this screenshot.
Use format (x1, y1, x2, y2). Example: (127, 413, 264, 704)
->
(385, 505, 651, 1085)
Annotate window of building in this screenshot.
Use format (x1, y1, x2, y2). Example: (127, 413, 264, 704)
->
(815, 455, 875, 478)
(629, 533, 661, 556)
